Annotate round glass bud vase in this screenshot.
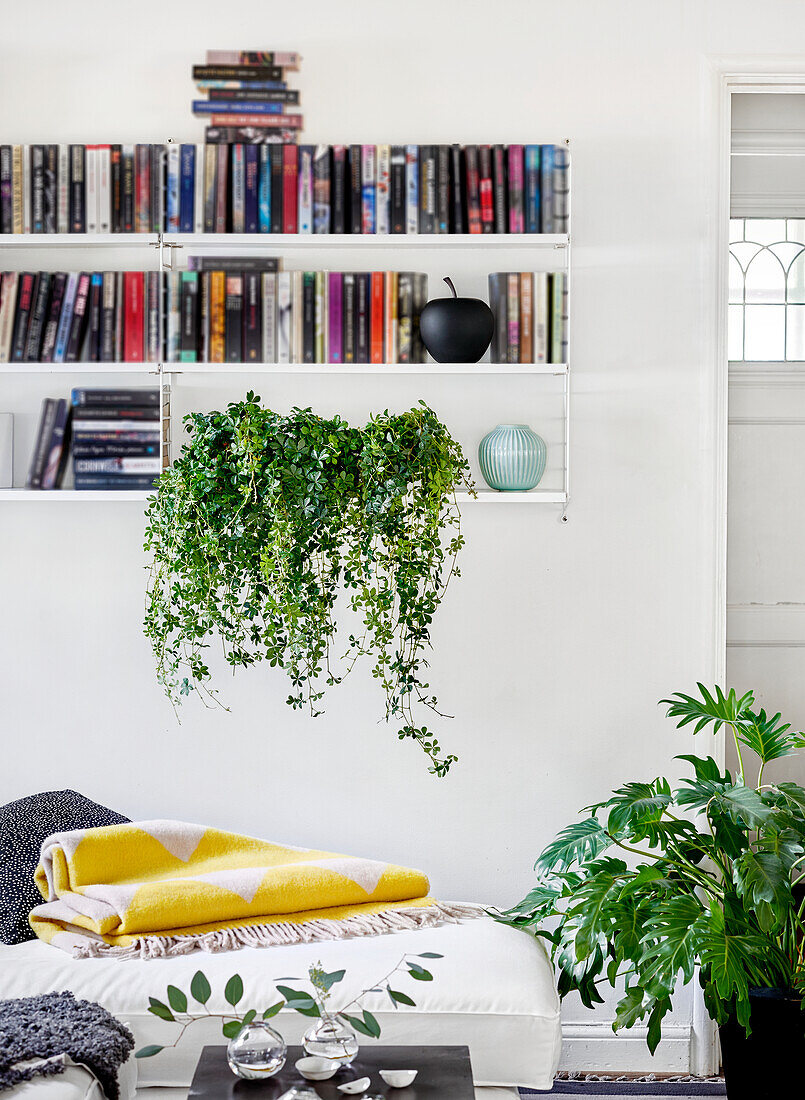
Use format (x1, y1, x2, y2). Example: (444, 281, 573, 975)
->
(302, 1013, 359, 1067)
(226, 1021, 287, 1080)
(478, 424, 547, 491)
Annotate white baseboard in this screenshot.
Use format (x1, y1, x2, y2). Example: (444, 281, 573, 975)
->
(559, 1023, 692, 1074)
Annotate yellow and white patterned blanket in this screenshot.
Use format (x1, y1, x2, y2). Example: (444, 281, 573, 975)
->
(29, 820, 475, 959)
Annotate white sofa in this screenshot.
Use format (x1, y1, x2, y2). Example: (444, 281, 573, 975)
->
(0, 916, 560, 1099)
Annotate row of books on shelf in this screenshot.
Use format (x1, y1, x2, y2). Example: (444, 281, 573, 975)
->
(191, 48, 303, 141)
(26, 388, 161, 490)
(0, 142, 568, 235)
(488, 272, 568, 365)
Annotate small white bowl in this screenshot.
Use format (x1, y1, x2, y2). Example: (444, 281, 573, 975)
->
(295, 1057, 339, 1081)
(379, 1070, 418, 1088)
(337, 1078, 371, 1094)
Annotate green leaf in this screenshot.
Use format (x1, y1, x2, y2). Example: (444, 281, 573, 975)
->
(614, 985, 646, 1031)
(662, 684, 754, 736)
(225, 974, 244, 1007)
(407, 964, 433, 981)
(387, 987, 416, 1007)
(166, 985, 187, 1014)
(147, 997, 174, 1022)
(733, 849, 792, 911)
(319, 969, 346, 991)
(263, 1002, 284, 1019)
(362, 1009, 381, 1038)
(640, 894, 704, 990)
(241, 1009, 257, 1026)
(190, 971, 211, 1006)
(135, 1045, 164, 1059)
(340, 1013, 376, 1038)
(415, 952, 443, 959)
(736, 709, 805, 764)
(535, 818, 611, 874)
(222, 1020, 243, 1039)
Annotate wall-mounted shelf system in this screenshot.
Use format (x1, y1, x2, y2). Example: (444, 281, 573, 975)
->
(0, 168, 571, 508)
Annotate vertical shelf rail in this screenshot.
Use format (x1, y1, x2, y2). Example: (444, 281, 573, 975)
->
(563, 138, 572, 521)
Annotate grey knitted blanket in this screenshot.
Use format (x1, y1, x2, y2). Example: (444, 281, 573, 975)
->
(0, 991, 134, 1099)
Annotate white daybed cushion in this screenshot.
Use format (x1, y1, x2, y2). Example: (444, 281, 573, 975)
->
(0, 1058, 137, 1100)
(0, 915, 561, 1091)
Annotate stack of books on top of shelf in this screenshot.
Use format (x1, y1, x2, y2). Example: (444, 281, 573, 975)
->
(170, 256, 427, 364)
(71, 388, 160, 491)
(488, 272, 568, 364)
(0, 142, 567, 235)
(193, 49, 303, 144)
(0, 270, 161, 363)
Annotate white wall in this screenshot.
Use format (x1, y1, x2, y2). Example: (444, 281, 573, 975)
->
(5, 0, 805, 1074)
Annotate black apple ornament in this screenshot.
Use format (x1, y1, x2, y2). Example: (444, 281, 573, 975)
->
(419, 277, 494, 363)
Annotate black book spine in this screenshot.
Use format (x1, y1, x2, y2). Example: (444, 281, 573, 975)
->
(355, 272, 369, 363)
(110, 145, 121, 233)
(65, 272, 91, 361)
(436, 145, 449, 234)
(72, 387, 160, 407)
(192, 64, 283, 81)
(331, 145, 346, 233)
(72, 404, 159, 420)
(390, 146, 406, 234)
(24, 272, 51, 361)
(492, 144, 507, 234)
(87, 274, 103, 361)
(43, 145, 57, 233)
(342, 272, 355, 362)
(151, 144, 165, 233)
(31, 145, 45, 232)
(302, 271, 315, 362)
(100, 272, 116, 361)
(0, 145, 11, 232)
(242, 271, 262, 361)
(40, 272, 67, 362)
(121, 147, 134, 232)
(73, 441, 159, 458)
(224, 274, 243, 361)
(450, 144, 465, 234)
(418, 145, 436, 233)
(208, 88, 300, 104)
(26, 398, 57, 489)
(478, 145, 494, 233)
(69, 144, 86, 233)
(269, 144, 283, 233)
(349, 145, 362, 233)
(41, 398, 70, 490)
(180, 274, 199, 361)
(10, 273, 35, 361)
(192, 256, 280, 273)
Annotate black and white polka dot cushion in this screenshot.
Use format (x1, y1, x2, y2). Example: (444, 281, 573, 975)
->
(0, 790, 129, 945)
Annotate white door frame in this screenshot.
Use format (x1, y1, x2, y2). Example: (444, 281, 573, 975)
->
(701, 55, 805, 1077)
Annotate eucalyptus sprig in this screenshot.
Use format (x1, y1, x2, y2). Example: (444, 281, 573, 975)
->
(135, 954, 443, 1059)
(143, 397, 472, 776)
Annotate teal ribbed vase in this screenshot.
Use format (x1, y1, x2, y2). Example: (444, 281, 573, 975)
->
(478, 424, 546, 491)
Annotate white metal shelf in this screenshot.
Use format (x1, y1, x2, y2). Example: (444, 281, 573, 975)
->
(0, 232, 569, 251)
(0, 362, 567, 376)
(0, 489, 153, 500)
(456, 490, 567, 504)
(0, 363, 159, 374)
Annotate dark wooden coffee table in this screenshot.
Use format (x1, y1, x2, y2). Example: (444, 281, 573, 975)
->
(189, 1045, 474, 1100)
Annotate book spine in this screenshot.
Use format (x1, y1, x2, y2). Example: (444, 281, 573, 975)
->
(384, 270, 398, 362)
(73, 441, 159, 457)
(31, 145, 44, 233)
(349, 144, 362, 233)
(553, 145, 570, 233)
(205, 126, 297, 144)
(390, 146, 406, 234)
(488, 273, 507, 364)
(123, 271, 145, 362)
(492, 145, 507, 234)
(134, 144, 150, 233)
(225, 274, 243, 361)
(40, 272, 66, 363)
(301, 270, 315, 363)
(520, 272, 533, 363)
(73, 407, 158, 423)
(397, 273, 412, 363)
(26, 398, 57, 489)
(506, 272, 520, 362)
(114, 272, 124, 361)
(71, 387, 160, 407)
(194, 144, 205, 233)
(24, 272, 51, 361)
(192, 99, 285, 116)
(297, 144, 314, 233)
(525, 145, 541, 233)
(164, 270, 179, 362)
(282, 144, 298, 232)
(110, 145, 121, 233)
(197, 80, 288, 92)
(314, 270, 325, 362)
(313, 144, 330, 233)
(353, 272, 367, 362)
(269, 144, 284, 232)
(361, 145, 376, 234)
(22, 145, 31, 233)
(97, 144, 111, 233)
(449, 144, 464, 234)
(69, 144, 86, 232)
(208, 88, 300, 103)
(55, 144, 69, 233)
(65, 271, 92, 361)
(215, 144, 229, 232)
(231, 144, 245, 233)
(85, 145, 97, 233)
(152, 145, 166, 234)
(146, 271, 161, 363)
(243, 271, 262, 360)
(261, 272, 276, 362)
(326, 272, 342, 363)
(100, 273, 116, 362)
(342, 272, 355, 363)
(276, 271, 291, 363)
(244, 144, 259, 233)
(412, 273, 428, 362)
(203, 143, 217, 232)
(370, 271, 384, 363)
(376, 144, 390, 234)
(209, 270, 225, 362)
(0, 273, 18, 361)
(507, 145, 525, 233)
(75, 457, 162, 475)
(193, 64, 285, 81)
(331, 144, 346, 233)
(291, 270, 303, 362)
(0, 146, 12, 233)
(540, 144, 555, 233)
(258, 145, 272, 231)
(53, 272, 78, 362)
(11, 146, 22, 233)
(180, 271, 199, 361)
(74, 475, 158, 489)
(166, 144, 181, 232)
(464, 145, 481, 234)
(554, 271, 568, 363)
(41, 399, 69, 490)
(121, 145, 135, 232)
(205, 50, 301, 67)
(208, 113, 303, 128)
(10, 273, 35, 361)
(436, 145, 449, 233)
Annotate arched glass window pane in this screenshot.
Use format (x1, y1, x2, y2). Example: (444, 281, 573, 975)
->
(770, 241, 805, 272)
(744, 304, 785, 360)
(728, 304, 744, 360)
(730, 219, 745, 244)
(729, 255, 744, 304)
(787, 306, 805, 359)
(745, 248, 786, 303)
(788, 219, 805, 244)
(730, 241, 763, 271)
(788, 252, 805, 303)
(745, 218, 786, 245)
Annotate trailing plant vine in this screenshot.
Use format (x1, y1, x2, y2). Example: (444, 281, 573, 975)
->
(143, 395, 473, 776)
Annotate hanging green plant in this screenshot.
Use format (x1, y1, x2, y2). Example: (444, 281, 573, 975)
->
(143, 395, 473, 776)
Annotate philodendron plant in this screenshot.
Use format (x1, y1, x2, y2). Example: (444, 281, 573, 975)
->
(135, 953, 443, 1059)
(496, 686, 805, 1050)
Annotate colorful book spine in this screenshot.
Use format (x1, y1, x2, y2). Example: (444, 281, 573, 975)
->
(540, 144, 555, 233)
(258, 145, 271, 232)
(298, 144, 313, 233)
(328, 272, 343, 363)
(313, 144, 330, 233)
(123, 271, 145, 361)
(97, 144, 111, 233)
(370, 272, 384, 362)
(194, 144, 205, 233)
(520, 273, 533, 363)
(224, 274, 243, 361)
(534, 272, 548, 362)
(209, 271, 225, 362)
(231, 144, 246, 233)
(179, 144, 195, 232)
(464, 146, 481, 234)
(282, 144, 298, 232)
(507, 145, 525, 234)
(384, 271, 398, 362)
(40, 272, 66, 363)
(134, 144, 150, 233)
(244, 145, 259, 233)
(166, 144, 181, 232)
(180, 271, 199, 361)
(405, 145, 418, 234)
(69, 144, 86, 232)
(85, 145, 97, 232)
(53, 272, 79, 363)
(331, 145, 347, 233)
(376, 144, 390, 234)
(361, 145, 376, 234)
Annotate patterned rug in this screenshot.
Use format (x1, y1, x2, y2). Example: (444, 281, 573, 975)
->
(520, 1073, 726, 1095)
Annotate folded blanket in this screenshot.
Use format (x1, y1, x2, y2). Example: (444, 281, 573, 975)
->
(0, 991, 134, 1100)
(29, 820, 477, 959)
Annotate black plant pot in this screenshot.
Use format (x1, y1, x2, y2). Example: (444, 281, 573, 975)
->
(719, 988, 804, 1099)
(419, 277, 494, 363)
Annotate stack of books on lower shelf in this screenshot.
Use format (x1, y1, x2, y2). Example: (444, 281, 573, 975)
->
(488, 272, 568, 364)
(70, 388, 160, 491)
